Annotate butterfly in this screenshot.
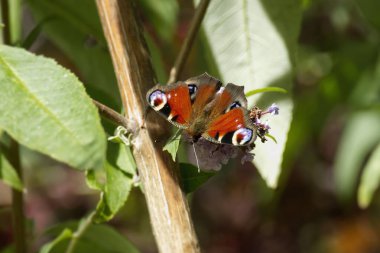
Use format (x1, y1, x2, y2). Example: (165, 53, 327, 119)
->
(146, 73, 256, 146)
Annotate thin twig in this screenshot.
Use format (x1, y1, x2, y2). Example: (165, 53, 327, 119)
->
(92, 99, 128, 128)
(65, 211, 96, 253)
(168, 0, 211, 83)
(9, 139, 27, 253)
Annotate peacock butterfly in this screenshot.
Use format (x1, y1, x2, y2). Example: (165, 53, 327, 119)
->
(146, 73, 256, 146)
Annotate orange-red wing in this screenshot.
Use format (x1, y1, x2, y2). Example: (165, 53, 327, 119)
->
(203, 108, 255, 145)
(191, 84, 218, 113)
(184, 73, 222, 117)
(166, 84, 192, 127)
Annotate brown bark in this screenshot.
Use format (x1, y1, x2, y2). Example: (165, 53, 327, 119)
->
(95, 1, 200, 252)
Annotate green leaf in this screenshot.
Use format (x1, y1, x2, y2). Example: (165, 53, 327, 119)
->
(334, 110, 380, 203)
(0, 152, 23, 191)
(0, 45, 106, 170)
(85, 169, 105, 191)
(115, 144, 137, 176)
(358, 144, 380, 208)
(26, 0, 121, 109)
(199, 0, 302, 188)
(93, 142, 135, 222)
(265, 133, 278, 144)
(93, 164, 132, 222)
(39, 228, 72, 253)
(163, 130, 182, 161)
(180, 163, 215, 193)
(245, 87, 288, 97)
(44, 222, 139, 253)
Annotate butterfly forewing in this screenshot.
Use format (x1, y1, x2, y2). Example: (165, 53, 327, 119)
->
(185, 73, 222, 119)
(147, 82, 192, 128)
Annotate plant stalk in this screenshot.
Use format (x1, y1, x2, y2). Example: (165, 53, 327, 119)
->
(95, 0, 200, 252)
(92, 99, 129, 129)
(9, 139, 27, 253)
(168, 0, 211, 83)
(65, 212, 95, 253)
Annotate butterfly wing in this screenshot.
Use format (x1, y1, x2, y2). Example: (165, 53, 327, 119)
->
(185, 73, 222, 119)
(147, 82, 192, 128)
(146, 73, 222, 128)
(206, 83, 248, 119)
(203, 107, 256, 146)
(146, 73, 253, 145)
(201, 83, 255, 146)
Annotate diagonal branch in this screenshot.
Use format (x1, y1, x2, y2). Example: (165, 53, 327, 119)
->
(92, 99, 129, 129)
(168, 0, 211, 83)
(95, 1, 200, 253)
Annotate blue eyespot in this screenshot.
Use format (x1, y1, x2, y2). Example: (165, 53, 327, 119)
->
(148, 90, 167, 111)
(226, 101, 241, 112)
(232, 128, 253, 145)
(188, 84, 198, 101)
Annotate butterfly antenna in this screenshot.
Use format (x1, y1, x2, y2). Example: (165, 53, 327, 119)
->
(192, 142, 201, 173)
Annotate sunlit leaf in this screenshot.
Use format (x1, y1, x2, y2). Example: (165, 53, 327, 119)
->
(199, 0, 302, 188)
(39, 228, 72, 253)
(0, 45, 106, 170)
(0, 152, 23, 191)
(246, 87, 288, 97)
(358, 144, 380, 208)
(180, 163, 215, 193)
(334, 110, 380, 203)
(163, 130, 182, 161)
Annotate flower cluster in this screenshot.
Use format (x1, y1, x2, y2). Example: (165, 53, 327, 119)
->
(249, 103, 279, 143)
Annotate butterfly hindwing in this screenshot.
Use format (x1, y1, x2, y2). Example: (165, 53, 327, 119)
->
(203, 107, 256, 146)
(206, 83, 248, 119)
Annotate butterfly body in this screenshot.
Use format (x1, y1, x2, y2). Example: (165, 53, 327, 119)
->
(147, 73, 256, 146)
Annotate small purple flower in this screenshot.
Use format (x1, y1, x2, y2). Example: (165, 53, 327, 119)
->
(263, 121, 271, 130)
(254, 118, 261, 124)
(268, 103, 279, 115)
